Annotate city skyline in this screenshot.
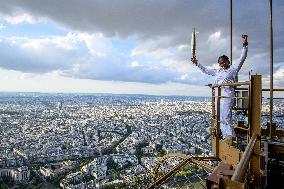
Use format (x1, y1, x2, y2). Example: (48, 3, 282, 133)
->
(0, 1, 283, 96)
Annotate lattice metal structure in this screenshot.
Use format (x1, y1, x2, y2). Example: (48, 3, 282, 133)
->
(146, 74, 284, 189)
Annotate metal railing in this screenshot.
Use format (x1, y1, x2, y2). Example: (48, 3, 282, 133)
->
(209, 75, 262, 187)
(262, 89, 284, 138)
(210, 80, 251, 158)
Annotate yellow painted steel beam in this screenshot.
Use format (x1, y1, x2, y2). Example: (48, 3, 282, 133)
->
(249, 75, 262, 187)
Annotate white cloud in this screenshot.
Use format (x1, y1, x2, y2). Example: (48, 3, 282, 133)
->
(0, 68, 209, 96)
(78, 33, 110, 56)
(131, 36, 174, 58)
(129, 61, 140, 68)
(207, 31, 227, 51)
(0, 12, 39, 24)
(0, 33, 99, 73)
(131, 48, 172, 58)
(0, 33, 204, 85)
(180, 74, 189, 80)
(274, 66, 284, 87)
(2, 29, 266, 87)
(0, 23, 5, 30)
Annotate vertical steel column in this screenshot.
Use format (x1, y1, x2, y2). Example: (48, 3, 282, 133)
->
(214, 87, 221, 158)
(211, 87, 217, 158)
(230, 0, 233, 65)
(211, 87, 215, 133)
(247, 83, 251, 143)
(269, 0, 274, 137)
(249, 75, 262, 187)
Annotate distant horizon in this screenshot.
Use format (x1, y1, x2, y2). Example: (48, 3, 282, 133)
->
(0, 90, 210, 98)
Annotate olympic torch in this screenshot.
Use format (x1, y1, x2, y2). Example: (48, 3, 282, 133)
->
(191, 28, 197, 60)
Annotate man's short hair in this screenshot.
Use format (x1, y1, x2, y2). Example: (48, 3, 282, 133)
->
(218, 55, 230, 64)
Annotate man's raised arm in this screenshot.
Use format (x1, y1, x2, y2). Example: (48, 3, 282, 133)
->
(233, 35, 248, 72)
(191, 57, 216, 76)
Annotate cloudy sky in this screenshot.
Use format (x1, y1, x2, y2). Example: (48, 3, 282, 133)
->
(0, 0, 283, 96)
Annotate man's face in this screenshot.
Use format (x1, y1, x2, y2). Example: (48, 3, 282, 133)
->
(218, 58, 230, 69)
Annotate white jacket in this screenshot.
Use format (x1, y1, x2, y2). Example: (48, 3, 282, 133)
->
(197, 46, 248, 97)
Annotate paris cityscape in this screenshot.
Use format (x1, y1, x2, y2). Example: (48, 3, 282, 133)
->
(0, 92, 283, 188)
(0, 93, 212, 188)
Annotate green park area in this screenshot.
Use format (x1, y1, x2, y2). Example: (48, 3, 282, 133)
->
(175, 165, 200, 177)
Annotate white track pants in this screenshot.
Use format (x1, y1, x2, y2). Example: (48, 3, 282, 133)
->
(219, 98, 234, 138)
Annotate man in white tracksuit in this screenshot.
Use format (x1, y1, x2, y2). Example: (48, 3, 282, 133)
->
(191, 35, 248, 143)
